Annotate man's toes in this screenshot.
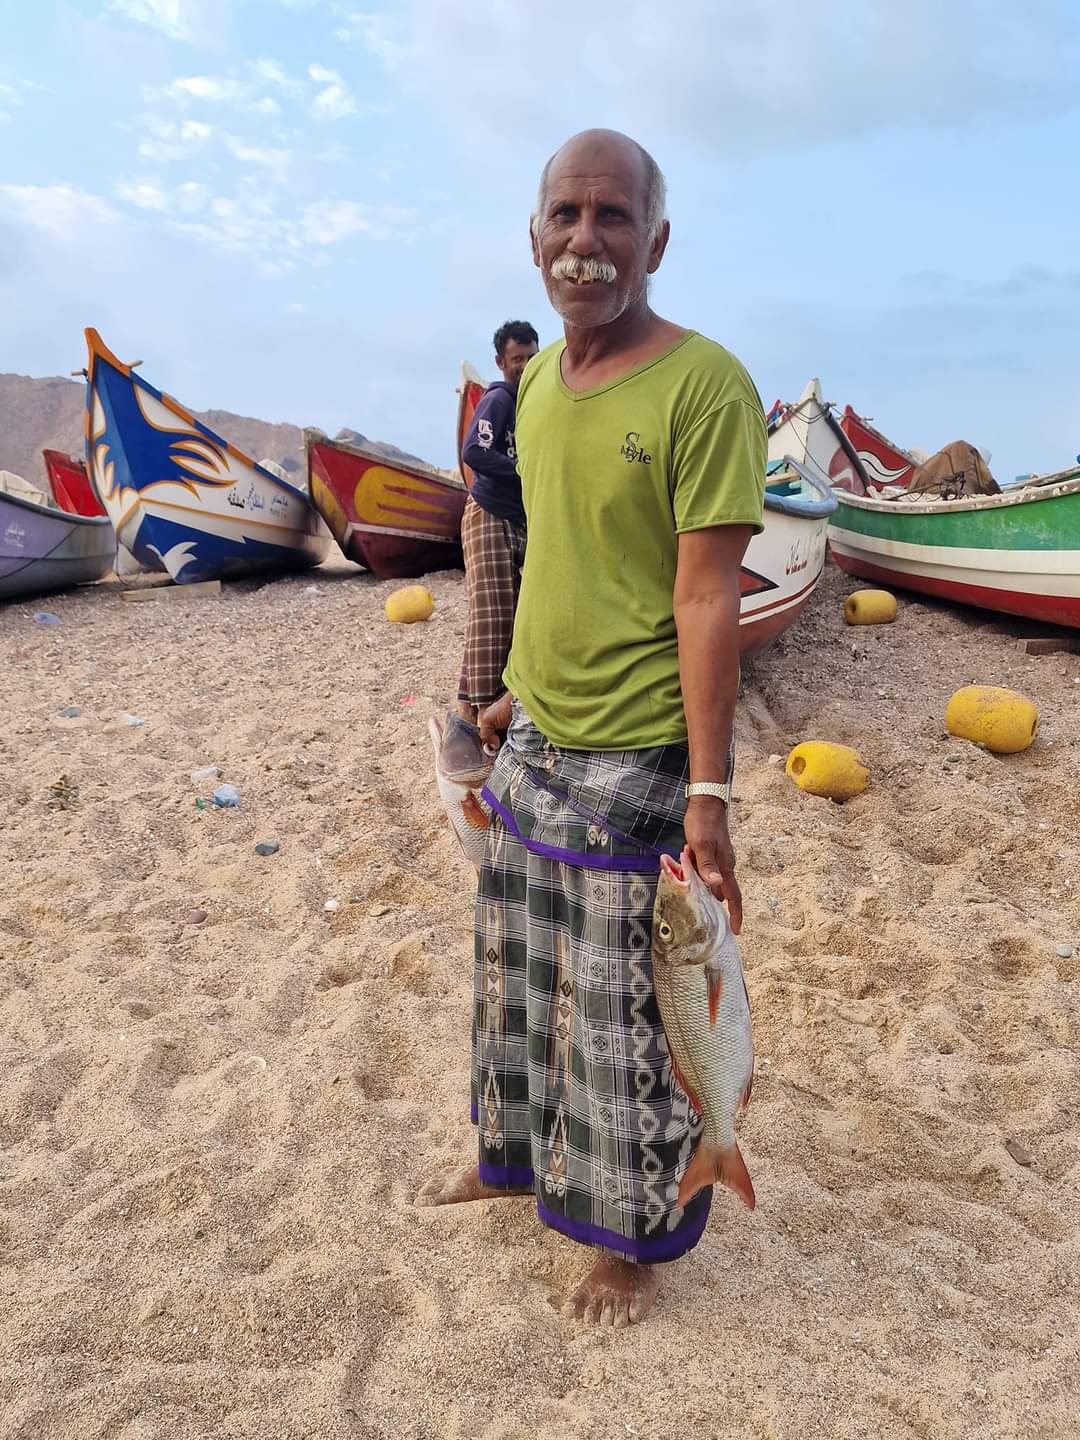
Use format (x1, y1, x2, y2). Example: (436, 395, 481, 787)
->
(561, 1290, 585, 1320)
(583, 1295, 603, 1326)
(598, 1298, 616, 1328)
(612, 1300, 630, 1330)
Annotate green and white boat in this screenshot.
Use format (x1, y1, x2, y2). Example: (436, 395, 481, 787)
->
(829, 465, 1080, 629)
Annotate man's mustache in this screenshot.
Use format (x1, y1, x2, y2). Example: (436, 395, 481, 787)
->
(549, 254, 618, 285)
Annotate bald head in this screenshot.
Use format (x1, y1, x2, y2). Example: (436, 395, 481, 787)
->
(532, 129, 667, 242)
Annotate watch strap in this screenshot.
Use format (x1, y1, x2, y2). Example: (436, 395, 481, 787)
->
(685, 781, 731, 803)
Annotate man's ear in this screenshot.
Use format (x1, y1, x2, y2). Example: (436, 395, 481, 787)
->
(530, 219, 541, 269)
(646, 219, 671, 276)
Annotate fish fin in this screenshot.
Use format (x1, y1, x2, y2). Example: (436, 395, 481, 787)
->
(677, 1141, 756, 1211)
(667, 1050, 701, 1114)
(741, 1072, 753, 1110)
(461, 793, 489, 830)
(707, 965, 723, 1027)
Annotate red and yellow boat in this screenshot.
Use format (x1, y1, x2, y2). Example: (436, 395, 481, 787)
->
(455, 362, 487, 492)
(307, 432, 467, 580)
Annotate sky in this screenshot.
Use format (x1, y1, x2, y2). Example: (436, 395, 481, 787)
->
(1, 0, 1079, 479)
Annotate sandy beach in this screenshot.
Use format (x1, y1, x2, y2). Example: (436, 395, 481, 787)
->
(1, 558, 1077, 1440)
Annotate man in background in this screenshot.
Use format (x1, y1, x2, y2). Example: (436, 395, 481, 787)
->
(456, 320, 539, 722)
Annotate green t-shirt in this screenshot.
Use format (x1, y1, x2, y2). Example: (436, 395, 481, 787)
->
(503, 330, 766, 751)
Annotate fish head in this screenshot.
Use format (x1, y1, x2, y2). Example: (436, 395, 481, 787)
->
(653, 849, 726, 967)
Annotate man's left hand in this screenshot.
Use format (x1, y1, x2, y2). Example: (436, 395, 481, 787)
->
(684, 794, 743, 934)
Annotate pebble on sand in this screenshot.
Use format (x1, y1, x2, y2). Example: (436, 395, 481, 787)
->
(185, 909, 208, 926)
(59, 705, 81, 718)
(1004, 1139, 1035, 1168)
(254, 840, 280, 856)
(1055, 943, 1074, 959)
(213, 785, 241, 808)
(104, 713, 145, 732)
(190, 765, 221, 783)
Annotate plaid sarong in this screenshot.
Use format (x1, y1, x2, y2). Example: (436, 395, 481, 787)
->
(470, 704, 717, 1264)
(457, 496, 526, 707)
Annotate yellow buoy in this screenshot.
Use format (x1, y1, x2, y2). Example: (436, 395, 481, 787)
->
(844, 589, 897, 625)
(944, 686, 1039, 754)
(786, 741, 870, 801)
(385, 585, 435, 624)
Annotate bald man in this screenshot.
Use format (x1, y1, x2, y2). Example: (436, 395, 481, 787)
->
(418, 130, 766, 1327)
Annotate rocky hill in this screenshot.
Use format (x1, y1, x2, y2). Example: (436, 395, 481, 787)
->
(0, 371, 427, 487)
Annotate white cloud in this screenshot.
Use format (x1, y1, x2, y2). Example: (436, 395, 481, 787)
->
(300, 198, 373, 244)
(0, 78, 46, 123)
(136, 115, 214, 162)
(0, 184, 121, 238)
(299, 198, 414, 245)
(115, 176, 169, 210)
(308, 63, 357, 120)
(108, 0, 195, 42)
(225, 135, 292, 181)
(176, 180, 210, 212)
(389, 0, 1079, 155)
(335, 12, 409, 68)
(251, 58, 298, 90)
(167, 75, 248, 103)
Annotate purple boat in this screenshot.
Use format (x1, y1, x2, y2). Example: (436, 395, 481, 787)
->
(0, 485, 116, 603)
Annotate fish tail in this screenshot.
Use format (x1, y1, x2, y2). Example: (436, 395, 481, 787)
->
(676, 1140, 756, 1211)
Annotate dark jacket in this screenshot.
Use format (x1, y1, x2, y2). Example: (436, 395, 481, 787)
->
(462, 380, 524, 527)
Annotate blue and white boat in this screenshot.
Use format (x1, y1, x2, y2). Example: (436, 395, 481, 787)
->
(84, 328, 330, 584)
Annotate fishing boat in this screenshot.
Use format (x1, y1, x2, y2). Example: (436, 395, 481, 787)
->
(307, 432, 467, 580)
(456, 362, 487, 491)
(84, 328, 330, 585)
(0, 465, 115, 603)
(43, 449, 108, 517)
(741, 458, 837, 654)
(767, 379, 869, 494)
(828, 465, 1080, 628)
(837, 406, 918, 491)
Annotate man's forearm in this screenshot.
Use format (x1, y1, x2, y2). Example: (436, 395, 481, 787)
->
(674, 582, 741, 784)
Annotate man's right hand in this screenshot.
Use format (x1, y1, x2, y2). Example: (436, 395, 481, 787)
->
(479, 691, 513, 751)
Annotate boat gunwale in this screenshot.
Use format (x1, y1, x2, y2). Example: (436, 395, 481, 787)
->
(832, 472, 1080, 518)
(306, 433, 467, 495)
(0, 486, 114, 530)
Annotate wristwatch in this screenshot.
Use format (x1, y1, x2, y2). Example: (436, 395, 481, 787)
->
(685, 781, 731, 804)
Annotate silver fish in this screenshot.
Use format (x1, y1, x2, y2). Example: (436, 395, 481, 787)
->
(428, 713, 491, 870)
(652, 848, 755, 1211)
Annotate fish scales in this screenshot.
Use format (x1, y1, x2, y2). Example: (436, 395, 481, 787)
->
(652, 849, 756, 1210)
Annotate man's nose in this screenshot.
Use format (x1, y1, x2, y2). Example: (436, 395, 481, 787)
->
(566, 209, 602, 256)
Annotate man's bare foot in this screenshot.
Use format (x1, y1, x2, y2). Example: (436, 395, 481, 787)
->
(561, 1256, 659, 1328)
(456, 702, 478, 723)
(414, 1165, 532, 1207)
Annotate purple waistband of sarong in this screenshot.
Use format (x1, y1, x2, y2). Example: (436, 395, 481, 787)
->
(480, 785, 662, 873)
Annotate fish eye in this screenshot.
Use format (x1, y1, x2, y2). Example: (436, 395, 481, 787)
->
(657, 921, 673, 942)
